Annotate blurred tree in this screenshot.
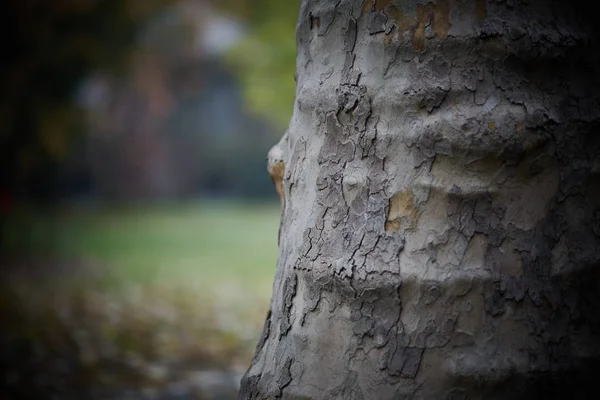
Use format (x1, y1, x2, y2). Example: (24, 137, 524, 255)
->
(0, 0, 178, 203)
(224, 0, 300, 129)
(78, 1, 278, 201)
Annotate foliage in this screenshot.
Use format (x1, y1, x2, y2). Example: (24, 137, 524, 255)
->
(224, 0, 300, 129)
(0, 0, 297, 202)
(0, 0, 178, 200)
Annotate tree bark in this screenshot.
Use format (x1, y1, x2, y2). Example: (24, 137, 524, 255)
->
(240, 0, 600, 398)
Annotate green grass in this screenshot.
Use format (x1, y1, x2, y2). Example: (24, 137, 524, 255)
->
(2, 200, 280, 300)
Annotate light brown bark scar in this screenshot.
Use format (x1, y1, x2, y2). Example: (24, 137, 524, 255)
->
(385, 189, 420, 231)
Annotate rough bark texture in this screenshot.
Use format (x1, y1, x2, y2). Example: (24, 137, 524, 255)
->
(241, 0, 600, 398)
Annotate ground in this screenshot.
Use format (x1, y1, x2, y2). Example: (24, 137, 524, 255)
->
(0, 200, 279, 399)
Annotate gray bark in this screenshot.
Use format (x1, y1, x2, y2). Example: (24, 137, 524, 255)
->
(241, 0, 600, 398)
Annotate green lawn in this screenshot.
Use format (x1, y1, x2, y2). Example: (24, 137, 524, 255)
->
(3, 200, 280, 299)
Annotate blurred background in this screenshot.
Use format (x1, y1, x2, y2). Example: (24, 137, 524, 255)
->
(0, 0, 298, 398)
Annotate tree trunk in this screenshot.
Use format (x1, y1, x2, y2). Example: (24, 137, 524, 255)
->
(240, 0, 600, 398)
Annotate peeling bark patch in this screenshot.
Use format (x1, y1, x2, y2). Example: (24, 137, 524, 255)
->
(269, 160, 286, 245)
(413, 5, 429, 52)
(279, 274, 298, 338)
(421, 281, 442, 305)
(275, 357, 293, 397)
(384, 25, 396, 46)
(368, 11, 388, 35)
(329, 371, 365, 399)
(374, 0, 392, 12)
(238, 374, 261, 399)
(433, 0, 451, 39)
(413, 0, 451, 52)
(385, 189, 419, 231)
(361, 0, 374, 15)
(476, 0, 487, 26)
(341, 18, 359, 84)
(362, 0, 392, 16)
(251, 309, 271, 364)
(309, 13, 320, 30)
(269, 161, 286, 203)
(386, 5, 415, 33)
(388, 345, 425, 378)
